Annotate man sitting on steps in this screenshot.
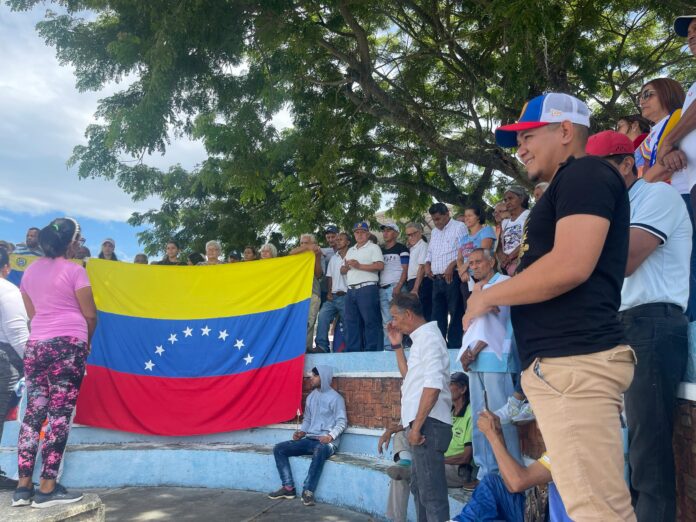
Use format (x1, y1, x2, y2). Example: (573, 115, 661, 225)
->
(268, 365, 347, 507)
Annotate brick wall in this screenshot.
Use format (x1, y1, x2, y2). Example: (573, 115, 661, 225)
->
(676, 399, 696, 522)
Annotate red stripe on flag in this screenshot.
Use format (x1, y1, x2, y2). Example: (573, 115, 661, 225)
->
(74, 356, 304, 436)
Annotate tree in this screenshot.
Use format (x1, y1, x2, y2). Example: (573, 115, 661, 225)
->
(9, 0, 695, 251)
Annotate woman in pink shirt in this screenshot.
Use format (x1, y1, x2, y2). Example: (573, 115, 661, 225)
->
(13, 218, 97, 509)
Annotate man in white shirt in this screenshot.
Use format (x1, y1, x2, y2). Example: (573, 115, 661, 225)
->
(0, 247, 28, 489)
(387, 292, 452, 522)
(343, 222, 385, 351)
(657, 15, 696, 322)
(588, 130, 691, 522)
(313, 232, 350, 353)
(425, 203, 467, 348)
(405, 223, 432, 321)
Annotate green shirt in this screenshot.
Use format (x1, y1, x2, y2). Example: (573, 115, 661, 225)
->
(445, 404, 473, 458)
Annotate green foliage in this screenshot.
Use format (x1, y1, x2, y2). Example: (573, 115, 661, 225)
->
(8, 0, 695, 252)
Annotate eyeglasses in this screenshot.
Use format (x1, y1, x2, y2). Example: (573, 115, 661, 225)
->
(636, 90, 656, 103)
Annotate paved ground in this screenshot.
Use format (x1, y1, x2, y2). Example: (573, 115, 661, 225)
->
(87, 487, 380, 521)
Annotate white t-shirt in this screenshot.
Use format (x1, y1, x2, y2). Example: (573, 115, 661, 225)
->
(326, 252, 348, 293)
(408, 239, 428, 281)
(0, 278, 29, 357)
(620, 179, 692, 311)
(682, 82, 696, 191)
(345, 241, 384, 286)
(501, 210, 530, 255)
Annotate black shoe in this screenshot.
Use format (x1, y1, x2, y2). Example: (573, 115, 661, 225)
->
(268, 486, 296, 500)
(301, 490, 315, 506)
(0, 470, 18, 490)
(11, 486, 34, 507)
(31, 484, 83, 509)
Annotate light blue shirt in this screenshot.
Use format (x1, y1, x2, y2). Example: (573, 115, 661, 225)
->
(620, 179, 692, 311)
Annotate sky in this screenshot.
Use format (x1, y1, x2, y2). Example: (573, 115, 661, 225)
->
(0, 4, 208, 260)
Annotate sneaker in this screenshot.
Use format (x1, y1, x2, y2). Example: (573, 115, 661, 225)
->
(461, 479, 479, 492)
(301, 490, 316, 506)
(11, 486, 34, 507)
(268, 486, 296, 500)
(511, 401, 535, 424)
(494, 395, 524, 424)
(31, 484, 83, 509)
(387, 463, 412, 481)
(0, 471, 18, 490)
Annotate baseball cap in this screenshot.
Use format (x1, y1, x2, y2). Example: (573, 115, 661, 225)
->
(504, 185, 527, 199)
(450, 372, 469, 387)
(227, 249, 242, 261)
(379, 222, 400, 233)
(102, 238, 116, 247)
(495, 93, 591, 148)
(324, 225, 339, 234)
(353, 221, 369, 231)
(674, 15, 696, 37)
(586, 130, 634, 157)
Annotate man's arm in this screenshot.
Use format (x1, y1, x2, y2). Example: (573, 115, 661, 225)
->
(478, 411, 552, 492)
(464, 214, 609, 326)
(394, 259, 408, 293)
(409, 388, 440, 445)
(323, 395, 347, 443)
(378, 424, 405, 454)
(412, 263, 425, 294)
(658, 100, 696, 164)
(625, 228, 661, 276)
(444, 446, 473, 465)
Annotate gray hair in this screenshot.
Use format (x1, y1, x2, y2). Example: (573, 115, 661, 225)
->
(405, 222, 423, 232)
(535, 182, 550, 192)
(300, 233, 316, 244)
(260, 243, 278, 257)
(205, 240, 222, 252)
(470, 247, 493, 260)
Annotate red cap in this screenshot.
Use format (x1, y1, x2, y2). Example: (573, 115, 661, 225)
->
(586, 130, 635, 156)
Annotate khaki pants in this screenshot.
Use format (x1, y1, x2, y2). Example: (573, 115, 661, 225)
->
(521, 345, 636, 522)
(306, 292, 321, 350)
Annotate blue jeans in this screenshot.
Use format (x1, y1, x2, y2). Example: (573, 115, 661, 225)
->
(681, 194, 696, 322)
(380, 284, 405, 349)
(452, 474, 524, 522)
(344, 285, 382, 351)
(469, 371, 522, 479)
(315, 295, 345, 351)
(273, 437, 335, 493)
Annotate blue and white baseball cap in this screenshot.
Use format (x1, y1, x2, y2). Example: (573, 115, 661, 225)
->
(674, 15, 696, 37)
(495, 93, 591, 148)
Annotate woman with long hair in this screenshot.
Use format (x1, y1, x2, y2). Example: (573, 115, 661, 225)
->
(97, 238, 118, 261)
(13, 218, 96, 508)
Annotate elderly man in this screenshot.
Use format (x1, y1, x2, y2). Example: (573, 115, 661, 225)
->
(14, 228, 43, 256)
(405, 223, 432, 321)
(387, 292, 452, 521)
(313, 232, 350, 353)
(587, 130, 691, 522)
(466, 93, 634, 521)
(291, 234, 324, 351)
(379, 223, 410, 350)
(459, 248, 522, 488)
(425, 203, 467, 348)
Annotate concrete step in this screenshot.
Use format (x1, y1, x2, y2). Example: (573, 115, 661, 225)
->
(0, 442, 469, 521)
(0, 492, 104, 521)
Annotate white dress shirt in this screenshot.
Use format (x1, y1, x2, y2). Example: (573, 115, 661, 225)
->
(408, 239, 428, 281)
(426, 218, 466, 275)
(401, 321, 452, 427)
(0, 278, 29, 357)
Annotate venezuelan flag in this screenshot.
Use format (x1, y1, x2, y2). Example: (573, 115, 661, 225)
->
(7, 254, 41, 286)
(74, 253, 314, 436)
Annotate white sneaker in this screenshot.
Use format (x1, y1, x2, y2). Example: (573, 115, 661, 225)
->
(494, 396, 523, 424)
(511, 401, 535, 424)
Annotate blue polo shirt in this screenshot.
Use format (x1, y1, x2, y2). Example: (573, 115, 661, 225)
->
(620, 179, 692, 311)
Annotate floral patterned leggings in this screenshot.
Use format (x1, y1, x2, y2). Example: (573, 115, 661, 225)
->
(17, 337, 88, 480)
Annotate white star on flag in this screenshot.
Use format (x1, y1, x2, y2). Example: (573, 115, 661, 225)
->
(201, 326, 211, 336)
(155, 345, 165, 356)
(183, 327, 193, 337)
(219, 329, 229, 341)
(234, 339, 245, 350)
(168, 333, 178, 344)
(243, 353, 254, 365)
(145, 360, 155, 371)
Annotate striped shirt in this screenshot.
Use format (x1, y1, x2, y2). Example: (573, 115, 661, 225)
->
(426, 218, 467, 274)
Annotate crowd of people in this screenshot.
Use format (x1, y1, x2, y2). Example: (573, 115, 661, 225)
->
(0, 12, 693, 521)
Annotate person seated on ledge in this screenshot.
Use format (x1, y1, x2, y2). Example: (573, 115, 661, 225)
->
(379, 372, 476, 522)
(450, 411, 570, 522)
(268, 365, 346, 507)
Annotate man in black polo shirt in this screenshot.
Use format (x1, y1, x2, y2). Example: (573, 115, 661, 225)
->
(464, 93, 635, 522)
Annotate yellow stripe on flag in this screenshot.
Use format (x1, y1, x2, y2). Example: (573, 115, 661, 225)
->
(86, 252, 315, 319)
